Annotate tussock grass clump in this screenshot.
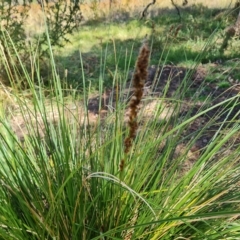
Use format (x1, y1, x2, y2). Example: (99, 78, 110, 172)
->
(0, 23, 240, 240)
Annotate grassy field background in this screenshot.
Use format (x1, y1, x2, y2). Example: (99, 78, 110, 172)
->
(44, 0, 240, 91)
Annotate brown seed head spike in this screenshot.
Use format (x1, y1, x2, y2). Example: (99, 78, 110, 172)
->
(123, 40, 150, 156)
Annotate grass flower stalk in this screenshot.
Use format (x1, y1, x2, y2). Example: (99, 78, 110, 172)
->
(120, 39, 150, 172)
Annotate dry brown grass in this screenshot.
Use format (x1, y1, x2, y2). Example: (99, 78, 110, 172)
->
(6, 0, 233, 43)
(8, 99, 98, 142)
(19, 0, 234, 33)
(79, 0, 233, 20)
(158, 0, 232, 8)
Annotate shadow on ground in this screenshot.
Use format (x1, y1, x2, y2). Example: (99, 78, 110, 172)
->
(87, 63, 240, 152)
